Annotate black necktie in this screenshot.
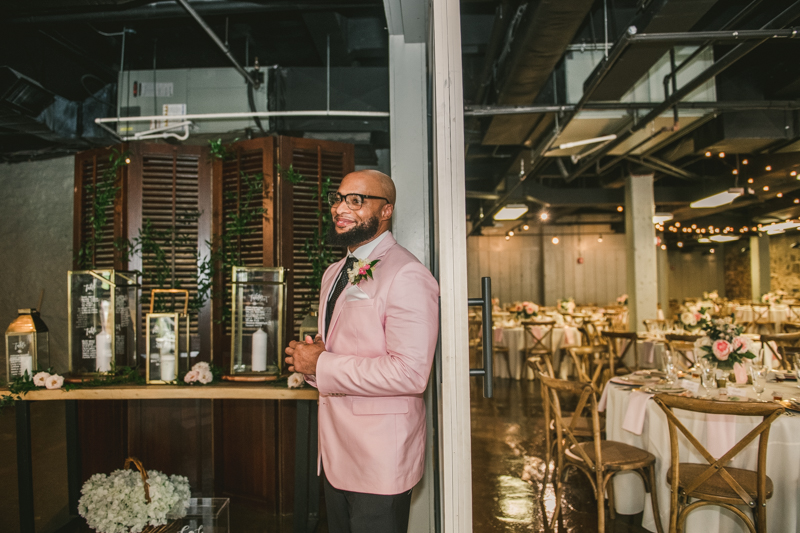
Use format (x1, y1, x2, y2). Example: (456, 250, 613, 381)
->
(325, 256, 358, 337)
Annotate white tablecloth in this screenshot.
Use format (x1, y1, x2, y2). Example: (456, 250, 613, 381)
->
(735, 305, 789, 330)
(492, 325, 581, 379)
(606, 382, 800, 532)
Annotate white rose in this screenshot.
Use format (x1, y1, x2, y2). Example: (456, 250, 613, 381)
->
(45, 374, 64, 390)
(288, 372, 305, 389)
(681, 311, 697, 326)
(33, 371, 50, 387)
(197, 369, 213, 384)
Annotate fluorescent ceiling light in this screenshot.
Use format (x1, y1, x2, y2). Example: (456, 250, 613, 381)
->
(709, 235, 740, 242)
(494, 204, 529, 221)
(690, 188, 744, 208)
(558, 134, 617, 151)
(697, 238, 711, 243)
(653, 212, 673, 224)
(763, 220, 800, 234)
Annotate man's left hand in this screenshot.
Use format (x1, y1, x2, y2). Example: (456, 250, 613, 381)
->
(285, 334, 325, 375)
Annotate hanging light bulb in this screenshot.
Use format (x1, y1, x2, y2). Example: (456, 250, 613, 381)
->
(704, 151, 712, 157)
(778, 193, 783, 198)
(616, 205, 624, 212)
(508, 230, 515, 237)
(677, 242, 684, 248)
(743, 159, 749, 165)
(505, 235, 510, 241)
(748, 178, 754, 184)
(660, 244, 667, 250)
(732, 169, 738, 175)
(552, 237, 560, 244)
(598, 235, 603, 243)
(522, 224, 530, 231)
(766, 165, 772, 171)
(763, 185, 770, 191)
(792, 171, 798, 178)
(540, 211, 549, 221)
(718, 152, 726, 158)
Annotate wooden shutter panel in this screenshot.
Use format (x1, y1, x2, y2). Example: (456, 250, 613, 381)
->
(126, 143, 212, 358)
(276, 136, 354, 338)
(73, 144, 128, 269)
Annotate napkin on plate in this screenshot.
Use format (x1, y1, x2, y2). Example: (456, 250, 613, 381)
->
(622, 390, 653, 435)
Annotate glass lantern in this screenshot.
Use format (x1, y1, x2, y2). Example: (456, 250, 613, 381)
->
(146, 289, 190, 384)
(68, 270, 139, 376)
(230, 267, 285, 376)
(5, 309, 49, 381)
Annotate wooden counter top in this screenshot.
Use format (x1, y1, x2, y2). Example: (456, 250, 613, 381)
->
(0, 382, 319, 401)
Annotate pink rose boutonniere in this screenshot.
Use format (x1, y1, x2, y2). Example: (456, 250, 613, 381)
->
(347, 259, 380, 286)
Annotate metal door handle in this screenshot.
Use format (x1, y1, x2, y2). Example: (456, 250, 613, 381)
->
(469, 277, 493, 398)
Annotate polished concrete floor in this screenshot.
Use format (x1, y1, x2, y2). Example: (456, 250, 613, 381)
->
(470, 377, 649, 533)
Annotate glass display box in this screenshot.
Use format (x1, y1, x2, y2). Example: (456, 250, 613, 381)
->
(298, 303, 319, 341)
(68, 270, 139, 376)
(146, 289, 190, 384)
(5, 309, 49, 381)
(174, 498, 230, 533)
(230, 267, 285, 376)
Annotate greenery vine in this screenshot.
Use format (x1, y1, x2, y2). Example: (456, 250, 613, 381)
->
(277, 163, 304, 184)
(303, 175, 336, 295)
(76, 149, 129, 269)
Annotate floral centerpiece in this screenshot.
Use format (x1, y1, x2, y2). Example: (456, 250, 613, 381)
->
(557, 298, 576, 314)
(616, 294, 628, 306)
(512, 301, 538, 319)
(761, 290, 787, 305)
(78, 459, 191, 533)
(679, 303, 711, 332)
(703, 290, 720, 301)
(694, 318, 756, 374)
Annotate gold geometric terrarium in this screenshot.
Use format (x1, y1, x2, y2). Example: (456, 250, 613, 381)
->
(230, 267, 285, 377)
(145, 289, 190, 384)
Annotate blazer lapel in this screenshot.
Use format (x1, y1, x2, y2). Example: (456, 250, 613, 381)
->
(320, 255, 348, 340)
(327, 233, 397, 338)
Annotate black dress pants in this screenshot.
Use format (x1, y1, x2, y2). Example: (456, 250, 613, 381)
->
(323, 473, 412, 533)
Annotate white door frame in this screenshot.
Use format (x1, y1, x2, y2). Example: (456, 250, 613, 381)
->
(429, 0, 474, 531)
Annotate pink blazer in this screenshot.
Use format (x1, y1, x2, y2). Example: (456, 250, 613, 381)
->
(304, 233, 439, 494)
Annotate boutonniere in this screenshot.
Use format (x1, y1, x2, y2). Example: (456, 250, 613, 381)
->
(347, 259, 380, 285)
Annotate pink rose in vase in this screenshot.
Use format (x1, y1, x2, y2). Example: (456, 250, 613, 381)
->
(712, 339, 732, 361)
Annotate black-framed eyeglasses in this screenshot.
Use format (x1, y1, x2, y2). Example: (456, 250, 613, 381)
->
(327, 191, 389, 210)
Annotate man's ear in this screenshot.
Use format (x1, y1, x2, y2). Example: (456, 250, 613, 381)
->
(381, 203, 394, 221)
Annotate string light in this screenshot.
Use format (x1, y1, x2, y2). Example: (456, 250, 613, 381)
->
(766, 165, 772, 171)
(704, 151, 712, 157)
(792, 171, 798, 178)
(718, 152, 726, 158)
(552, 237, 560, 244)
(505, 235, 510, 241)
(763, 185, 770, 191)
(795, 199, 800, 204)
(677, 242, 684, 248)
(616, 206, 624, 212)
(675, 222, 681, 227)
(660, 244, 667, 250)
(732, 169, 738, 175)
(748, 178, 754, 184)
(540, 212, 549, 221)
(743, 159, 749, 165)
(778, 193, 783, 198)
(522, 224, 530, 231)
(710, 248, 715, 254)
(508, 230, 515, 237)
(598, 235, 603, 243)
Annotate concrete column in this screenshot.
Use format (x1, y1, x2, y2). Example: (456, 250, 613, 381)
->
(625, 174, 658, 332)
(657, 246, 669, 319)
(388, 35, 430, 267)
(750, 233, 771, 301)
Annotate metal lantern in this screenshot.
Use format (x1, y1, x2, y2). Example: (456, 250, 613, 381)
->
(298, 303, 319, 341)
(68, 270, 140, 376)
(230, 267, 285, 376)
(146, 289, 191, 384)
(5, 309, 49, 381)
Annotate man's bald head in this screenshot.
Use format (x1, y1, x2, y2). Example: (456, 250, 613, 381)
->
(342, 170, 396, 206)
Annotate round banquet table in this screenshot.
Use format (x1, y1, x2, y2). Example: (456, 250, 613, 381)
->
(491, 325, 581, 379)
(734, 305, 790, 330)
(604, 381, 800, 533)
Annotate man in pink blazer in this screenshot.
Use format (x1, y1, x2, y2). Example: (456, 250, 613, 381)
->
(285, 169, 439, 533)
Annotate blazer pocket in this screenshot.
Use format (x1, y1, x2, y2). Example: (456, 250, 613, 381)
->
(352, 398, 409, 416)
(342, 299, 374, 309)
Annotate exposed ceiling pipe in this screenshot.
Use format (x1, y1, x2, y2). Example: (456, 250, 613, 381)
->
(627, 27, 798, 44)
(464, 100, 800, 116)
(563, 0, 800, 184)
(173, 0, 259, 88)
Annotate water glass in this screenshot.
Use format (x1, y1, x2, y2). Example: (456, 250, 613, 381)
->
(701, 362, 718, 394)
(663, 350, 678, 384)
(750, 364, 768, 401)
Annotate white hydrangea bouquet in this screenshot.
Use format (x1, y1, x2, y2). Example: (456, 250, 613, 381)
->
(78, 457, 190, 533)
(557, 298, 576, 314)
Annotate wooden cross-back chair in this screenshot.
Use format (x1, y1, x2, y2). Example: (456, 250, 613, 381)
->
(537, 373, 664, 533)
(782, 322, 800, 334)
(749, 304, 771, 334)
(665, 334, 702, 370)
(568, 344, 611, 392)
(595, 331, 639, 388)
(470, 319, 510, 375)
(778, 345, 800, 373)
(759, 332, 800, 371)
(787, 305, 800, 325)
(521, 319, 555, 372)
(653, 394, 784, 533)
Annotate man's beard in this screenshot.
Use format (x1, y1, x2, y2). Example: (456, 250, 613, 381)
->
(327, 216, 380, 248)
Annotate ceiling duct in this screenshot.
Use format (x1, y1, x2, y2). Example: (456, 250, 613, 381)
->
(0, 67, 55, 116)
(481, 0, 595, 146)
(582, 0, 717, 102)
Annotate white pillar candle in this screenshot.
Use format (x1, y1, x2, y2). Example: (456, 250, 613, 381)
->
(160, 355, 176, 381)
(18, 355, 33, 378)
(251, 328, 268, 372)
(95, 331, 112, 372)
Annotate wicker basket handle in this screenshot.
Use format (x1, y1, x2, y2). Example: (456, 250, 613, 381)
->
(124, 456, 151, 503)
